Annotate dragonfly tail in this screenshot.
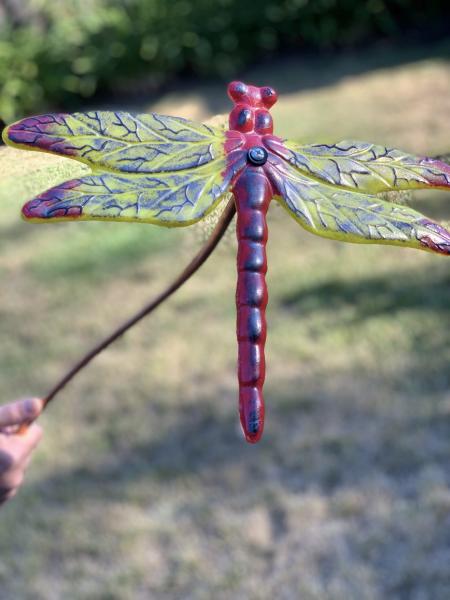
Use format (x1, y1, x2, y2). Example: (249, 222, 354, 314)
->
(234, 167, 271, 443)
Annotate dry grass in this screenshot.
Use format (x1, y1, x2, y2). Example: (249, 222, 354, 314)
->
(0, 48, 449, 599)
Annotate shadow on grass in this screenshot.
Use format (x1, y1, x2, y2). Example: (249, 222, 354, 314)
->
(28, 363, 450, 507)
(0, 220, 37, 250)
(100, 39, 450, 120)
(22, 253, 450, 505)
(157, 39, 450, 118)
(280, 264, 450, 324)
(247, 39, 450, 96)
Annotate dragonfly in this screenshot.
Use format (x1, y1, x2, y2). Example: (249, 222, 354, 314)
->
(3, 81, 450, 443)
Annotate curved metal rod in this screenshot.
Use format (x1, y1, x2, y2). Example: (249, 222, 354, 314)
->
(42, 198, 236, 409)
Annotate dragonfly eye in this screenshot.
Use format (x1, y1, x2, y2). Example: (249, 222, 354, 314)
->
(261, 87, 277, 108)
(228, 81, 249, 102)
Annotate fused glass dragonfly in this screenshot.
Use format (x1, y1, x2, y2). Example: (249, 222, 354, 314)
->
(3, 81, 450, 443)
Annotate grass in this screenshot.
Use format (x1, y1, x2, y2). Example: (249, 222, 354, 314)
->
(0, 47, 450, 599)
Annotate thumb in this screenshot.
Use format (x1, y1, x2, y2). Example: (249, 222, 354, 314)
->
(0, 398, 44, 429)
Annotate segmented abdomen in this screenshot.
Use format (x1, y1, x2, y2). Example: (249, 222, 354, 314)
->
(233, 167, 272, 442)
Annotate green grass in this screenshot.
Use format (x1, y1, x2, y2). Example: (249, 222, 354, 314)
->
(0, 49, 450, 599)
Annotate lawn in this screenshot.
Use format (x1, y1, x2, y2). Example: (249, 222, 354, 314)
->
(0, 45, 449, 599)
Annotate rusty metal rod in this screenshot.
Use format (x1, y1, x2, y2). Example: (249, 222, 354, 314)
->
(41, 198, 236, 409)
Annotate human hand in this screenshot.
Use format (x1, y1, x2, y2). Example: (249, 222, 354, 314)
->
(0, 398, 44, 505)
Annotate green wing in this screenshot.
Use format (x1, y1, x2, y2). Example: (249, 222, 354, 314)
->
(21, 162, 234, 226)
(3, 111, 239, 226)
(265, 137, 450, 193)
(267, 158, 450, 255)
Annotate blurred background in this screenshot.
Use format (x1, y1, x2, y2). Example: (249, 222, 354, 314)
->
(1, 1, 450, 598)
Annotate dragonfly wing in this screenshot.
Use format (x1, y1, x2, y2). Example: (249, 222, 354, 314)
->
(3, 111, 225, 174)
(3, 111, 246, 225)
(265, 137, 450, 194)
(21, 157, 238, 226)
(267, 159, 450, 255)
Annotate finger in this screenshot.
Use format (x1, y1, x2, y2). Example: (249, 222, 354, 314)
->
(14, 424, 43, 464)
(0, 424, 43, 466)
(17, 423, 30, 435)
(0, 447, 13, 475)
(1, 423, 32, 435)
(0, 398, 44, 429)
(23, 423, 43, 450)
(0, 425, 18, 435)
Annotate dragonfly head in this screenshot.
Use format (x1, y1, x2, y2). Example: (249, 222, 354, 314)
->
(227, 81, 278, 109)
(227, 81, 278, 134)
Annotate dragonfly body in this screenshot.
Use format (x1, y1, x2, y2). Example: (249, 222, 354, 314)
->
(3, 81, 450, 443)
(227, 82, 277, 441)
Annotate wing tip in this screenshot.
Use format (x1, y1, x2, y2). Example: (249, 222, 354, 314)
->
(22, 203, 83, 221)
(2, 114, 69, 150)
(418, 218, 450, 255)
(22, 187, 84, 221)
(418, 157, 450, 189)
(22, 201, 46, 221)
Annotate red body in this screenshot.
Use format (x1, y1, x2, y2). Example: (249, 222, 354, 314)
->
(225, 82, 278, 442)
